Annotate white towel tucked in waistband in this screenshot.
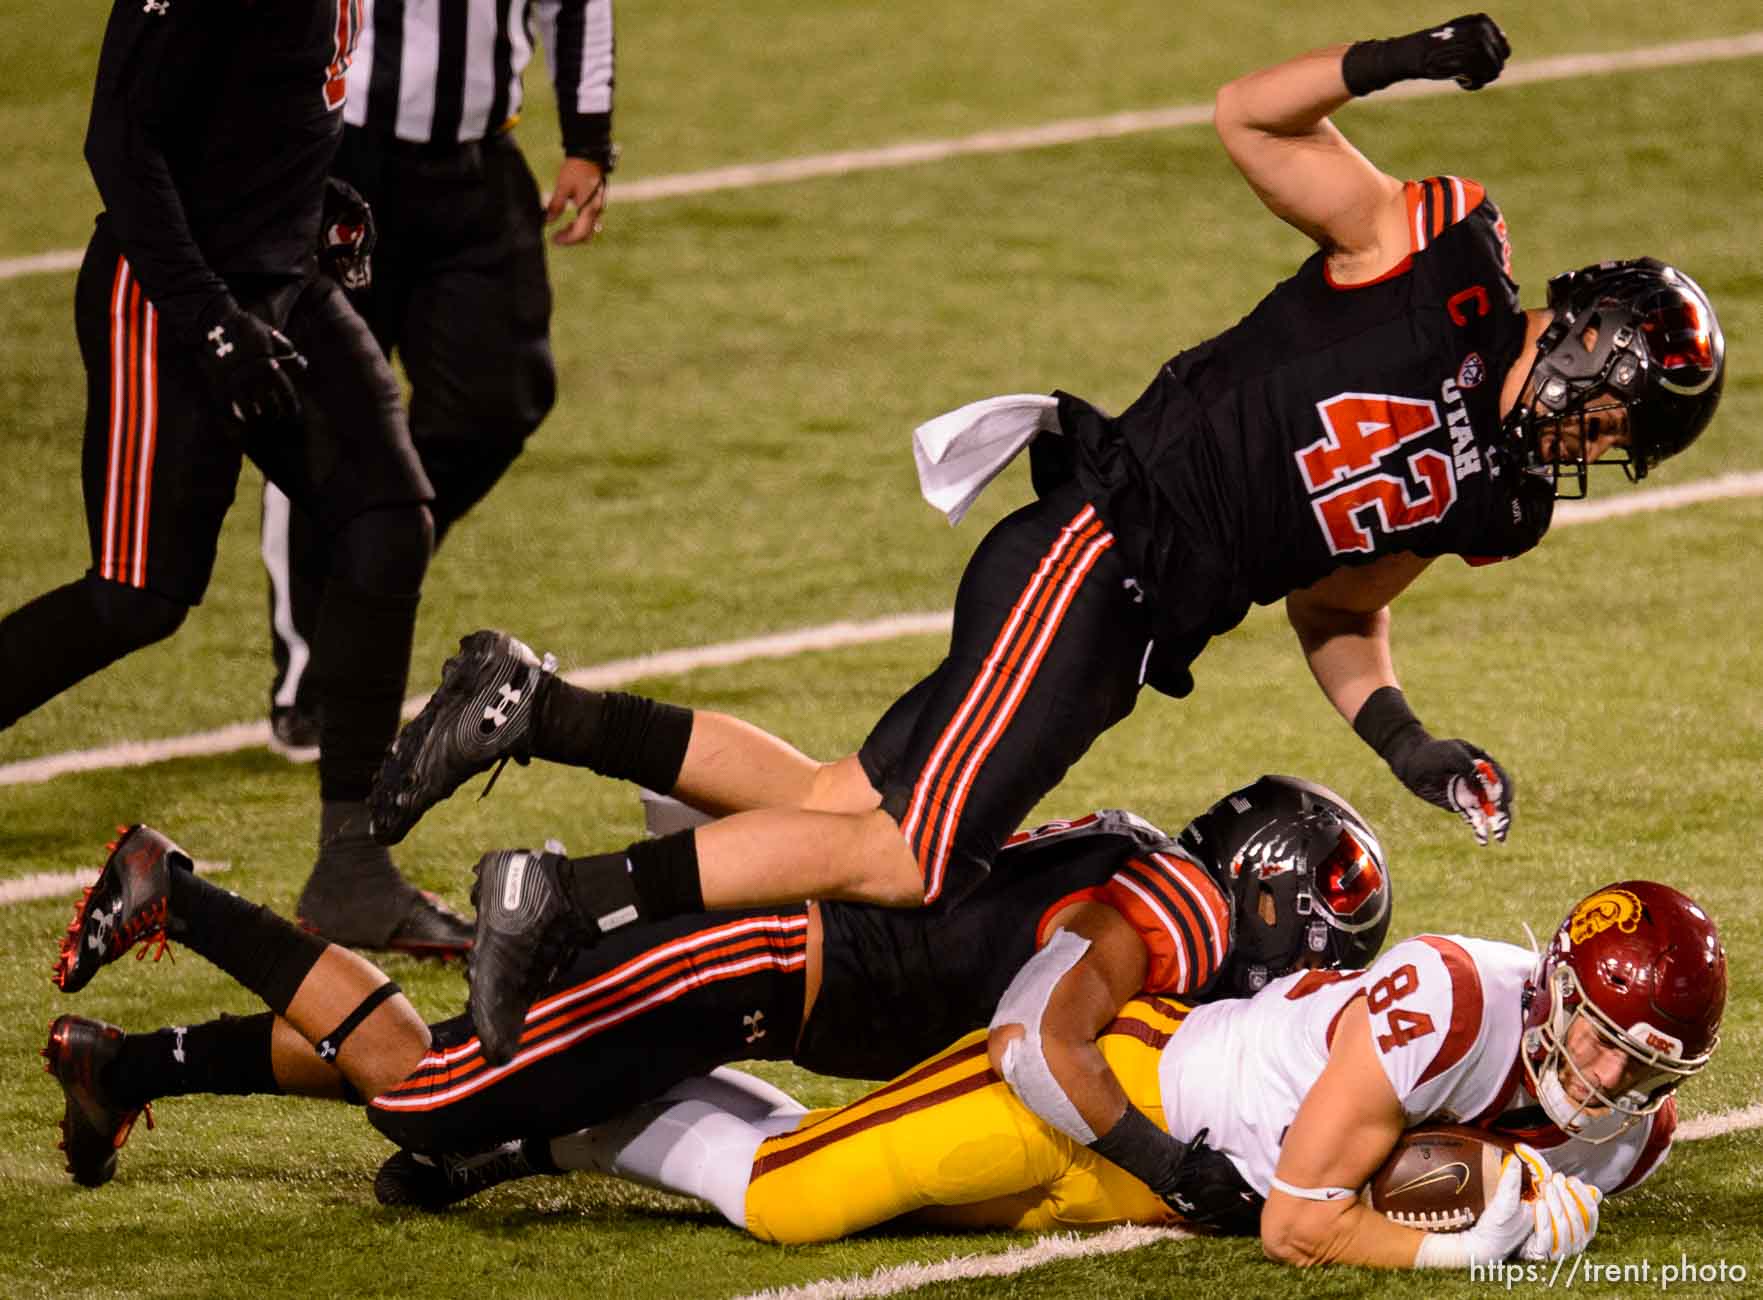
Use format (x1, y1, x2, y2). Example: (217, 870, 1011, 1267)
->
(911, 393, 1062, 525)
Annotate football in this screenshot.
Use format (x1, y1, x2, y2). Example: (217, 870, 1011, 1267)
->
(1364, 1126, 1534, 1232)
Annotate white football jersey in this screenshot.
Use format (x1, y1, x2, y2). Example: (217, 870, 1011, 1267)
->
(1156, 935, 1673, 1196)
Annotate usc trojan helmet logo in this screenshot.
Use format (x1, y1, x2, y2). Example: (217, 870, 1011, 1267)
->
(1567, 887, 1645, 946)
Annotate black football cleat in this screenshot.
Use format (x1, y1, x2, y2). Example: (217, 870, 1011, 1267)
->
(298, 803, 473, 960)
(374, 1140, 549, 1210)
(467, 849, 579, 1066)
(369, 630, 557, 845)
(42, 1015, 153, 1188)
(302, 887, 475, 961)
(54, 825, 193, 994)
(385, 891, 474, 960)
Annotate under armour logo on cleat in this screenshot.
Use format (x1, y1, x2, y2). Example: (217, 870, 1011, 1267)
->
(86, 900, 123, 951)
(743, 1011, 766, 1044)
(483, 684, 522, 729)
(172, 1026, 187, 1065)
(143, 0, 170, 12)
(501, 854, 529, 911)
(1432, 26, 1453, 39)
(207, 324, 233, 357)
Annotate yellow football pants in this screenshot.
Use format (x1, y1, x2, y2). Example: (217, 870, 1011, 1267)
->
(745, 996, 1189, 1243)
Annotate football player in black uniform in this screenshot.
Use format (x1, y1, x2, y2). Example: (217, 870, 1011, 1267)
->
(369, 16, 1724, 1053)
(258, 0, 617, 759)
(44, 776, 1387, 1233)
(0, 1, 468, 954)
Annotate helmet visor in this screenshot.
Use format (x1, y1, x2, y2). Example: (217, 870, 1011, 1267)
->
(1314, 826, 1388, 934)
(1640, 293, 1720, 395)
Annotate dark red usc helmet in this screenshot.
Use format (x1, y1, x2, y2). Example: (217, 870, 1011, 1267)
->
(1522, 881, 1726, 1142)
(1503, 258, 1725, 497)
(1177, 774, 1393, 996)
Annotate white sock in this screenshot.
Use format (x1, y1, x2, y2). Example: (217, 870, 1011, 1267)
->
(550, 1099, 765, 1227)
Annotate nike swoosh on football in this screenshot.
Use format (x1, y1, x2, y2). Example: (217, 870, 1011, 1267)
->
(1386, 1162, 1471, 1199)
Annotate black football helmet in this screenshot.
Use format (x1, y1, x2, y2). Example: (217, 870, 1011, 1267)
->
(1177, 775, 1393, 996)
(1503, 258, 1724, 498)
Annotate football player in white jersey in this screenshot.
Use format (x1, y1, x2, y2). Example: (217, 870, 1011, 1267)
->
(547, 879, 1723, 1271)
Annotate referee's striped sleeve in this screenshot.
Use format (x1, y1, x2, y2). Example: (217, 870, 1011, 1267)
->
(534, 0, 616, 165)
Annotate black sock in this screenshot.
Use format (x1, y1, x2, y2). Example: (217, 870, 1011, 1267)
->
(558, 831, 703, 933)
(624, 831, 705, 919)
(520, 1135, 562, 1175)
(533, 684, 693, 792)
(169, 870, 328, 1016)
(103, 1012, 281, 1108)
(313, 579, 420, 802)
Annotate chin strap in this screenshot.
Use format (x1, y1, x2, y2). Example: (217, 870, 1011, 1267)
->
(1520, 920, 1541, 958)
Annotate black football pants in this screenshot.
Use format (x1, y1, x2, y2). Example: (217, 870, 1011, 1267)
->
(262, 127, 556, 716)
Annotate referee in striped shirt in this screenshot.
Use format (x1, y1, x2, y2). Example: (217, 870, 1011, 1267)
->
(261, 0, 616, 764)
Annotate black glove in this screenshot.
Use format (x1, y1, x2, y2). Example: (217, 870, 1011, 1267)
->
(319, 175, 376, 291)
(194, 298, 308, 429)
(1089, 1110, 1264, 1236)
(1341, 13, 1511, 97)
(1354, 686, 1514, 844)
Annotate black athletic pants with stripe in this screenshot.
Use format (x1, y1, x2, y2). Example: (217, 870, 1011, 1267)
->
(262, 126, 556, 717)
(0, 225, 431, 805)
(858, 479, 1154, 906)
(368, 907, 809, 1153)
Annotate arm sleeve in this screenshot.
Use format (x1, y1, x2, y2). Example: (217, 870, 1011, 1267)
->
(533, 0, 616, 166)
(83, 0, 230, 341)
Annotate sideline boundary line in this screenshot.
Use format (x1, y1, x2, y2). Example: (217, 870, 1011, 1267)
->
(732, 1102, 1763, 1300)
(3, 34, 1761, 283)
(2, 474, 1759, 790)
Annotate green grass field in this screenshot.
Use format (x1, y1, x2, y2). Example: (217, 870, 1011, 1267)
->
(2, 3, 1760, 1296)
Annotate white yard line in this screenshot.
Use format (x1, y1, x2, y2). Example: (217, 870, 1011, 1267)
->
(3, 34, 1760, 282)
(1551, 470, 1763, 525)
(731, 1103, 1763, 1300)
(2, 469, 1760, 790)
(0, 612, 952, 787)
(1678, 1102, 1763, 1142)
(0, 857, 227, 907)
(731, 1225, 1191, 1300)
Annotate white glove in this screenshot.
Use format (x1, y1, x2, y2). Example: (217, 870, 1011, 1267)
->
(1413, 1150, 1534, 1268)
(1518, 1170, 1603, 1262)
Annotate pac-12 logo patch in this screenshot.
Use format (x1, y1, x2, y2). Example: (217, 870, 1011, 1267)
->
(1457, 352, 1487, 389)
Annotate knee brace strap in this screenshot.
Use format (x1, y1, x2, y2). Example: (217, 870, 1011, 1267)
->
(314, 980, 402, 1064)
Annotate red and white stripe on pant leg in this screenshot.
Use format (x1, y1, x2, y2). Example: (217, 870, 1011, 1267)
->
(99, 256, 159, 588)
(901, 504, 1115, 903)
(369, 911, 810, 1113)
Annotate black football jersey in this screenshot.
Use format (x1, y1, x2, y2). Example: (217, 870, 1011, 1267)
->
(800, 809, 1231, 1080)
(85, 0, 363, 339)
(1060, 178, 1554, 694)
